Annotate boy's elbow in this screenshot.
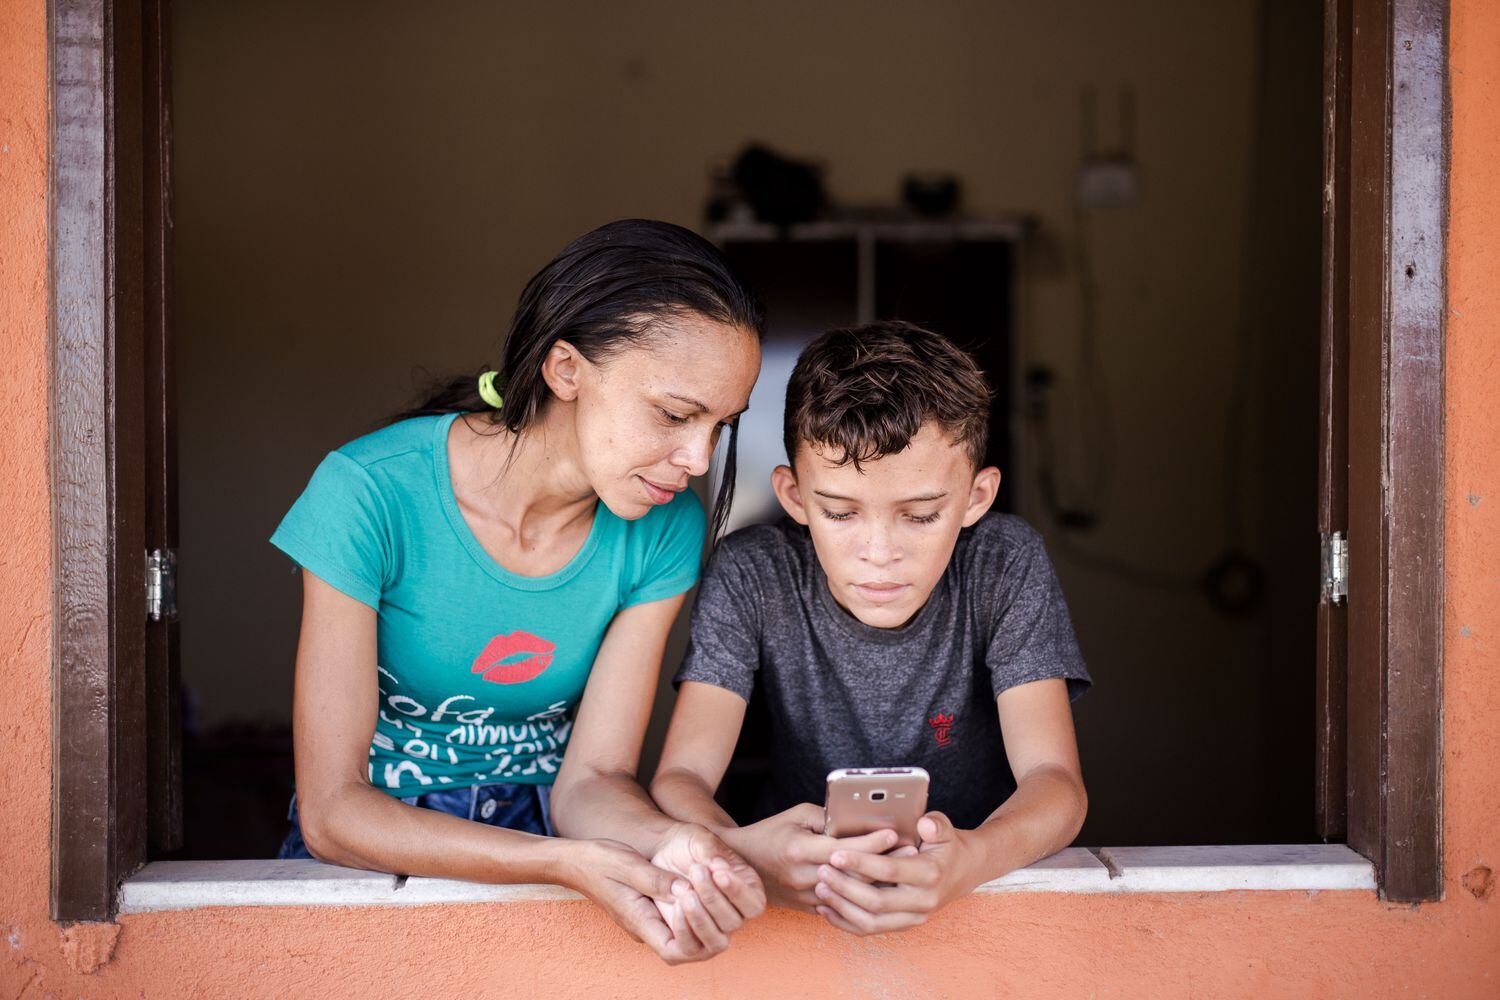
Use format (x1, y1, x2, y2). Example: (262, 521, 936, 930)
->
(1026, 763, 1088, 844)
(646, 766, 677, 803)
(1067, 776, 1089, 841)
(648, 764, 703, 812)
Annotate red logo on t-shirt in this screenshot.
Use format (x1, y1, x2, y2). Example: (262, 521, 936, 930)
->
(471, 631, 556, 685)
(928, 712, 955, 748)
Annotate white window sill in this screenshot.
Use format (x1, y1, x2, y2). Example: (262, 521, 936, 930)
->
(118, 844, 1374, 914)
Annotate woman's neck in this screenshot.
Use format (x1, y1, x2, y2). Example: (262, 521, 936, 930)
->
(451, 404, 597, 544)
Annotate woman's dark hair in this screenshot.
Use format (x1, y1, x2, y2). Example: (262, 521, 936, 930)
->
(397, 219, 765, 537)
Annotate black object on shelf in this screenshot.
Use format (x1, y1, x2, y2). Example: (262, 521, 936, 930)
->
(730, 144, 826, 227)
(902, 173, 962, 217)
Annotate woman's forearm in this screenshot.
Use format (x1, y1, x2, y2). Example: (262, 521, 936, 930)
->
(549, 768, 684, 856)
(300, 780, 575, 885)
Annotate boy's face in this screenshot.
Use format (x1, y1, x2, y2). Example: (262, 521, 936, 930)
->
(771, 423, 1001, 629)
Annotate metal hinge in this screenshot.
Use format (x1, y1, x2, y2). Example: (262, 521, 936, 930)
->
(1321, 531, 1348, 604)
(146, 548, 178, 622)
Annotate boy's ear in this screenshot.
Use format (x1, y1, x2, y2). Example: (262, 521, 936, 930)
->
(540, 338, 585, 402)
(770, 464, 811, 525)
(961, 466, 1002, 527)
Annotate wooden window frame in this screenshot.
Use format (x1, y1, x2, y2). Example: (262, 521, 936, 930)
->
(46, 0, 1448, 921)
(50, 0, 179, 922)
(1316, 0, 1448, 903)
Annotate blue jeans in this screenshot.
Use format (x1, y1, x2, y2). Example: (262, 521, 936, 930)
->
(276, 782, 554, 859)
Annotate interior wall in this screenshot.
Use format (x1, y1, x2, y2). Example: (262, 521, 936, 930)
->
(172, 0, 1319, 845)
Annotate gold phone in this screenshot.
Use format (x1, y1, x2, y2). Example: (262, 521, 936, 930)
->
(823, 767, 930, 847)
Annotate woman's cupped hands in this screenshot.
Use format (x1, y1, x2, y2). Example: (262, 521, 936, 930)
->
(567, 824, 766, 965)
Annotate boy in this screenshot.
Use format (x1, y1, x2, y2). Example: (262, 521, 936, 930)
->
(650, 321, 1091, 935)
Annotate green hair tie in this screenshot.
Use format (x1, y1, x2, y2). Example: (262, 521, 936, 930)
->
(477, 370, 505, 409)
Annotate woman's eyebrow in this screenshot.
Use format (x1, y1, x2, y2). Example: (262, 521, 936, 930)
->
(667, 392, 750, 419)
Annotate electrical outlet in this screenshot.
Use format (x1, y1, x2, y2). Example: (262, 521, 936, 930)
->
(1076, 157, 1138, 208)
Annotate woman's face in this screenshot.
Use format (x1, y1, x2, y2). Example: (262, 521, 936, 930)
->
(564, 313, 761, 520)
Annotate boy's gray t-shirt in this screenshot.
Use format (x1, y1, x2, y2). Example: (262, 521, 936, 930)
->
(676, 512, 1090, 829)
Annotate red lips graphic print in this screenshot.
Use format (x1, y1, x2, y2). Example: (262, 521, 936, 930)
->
(470, 630, 556, 685)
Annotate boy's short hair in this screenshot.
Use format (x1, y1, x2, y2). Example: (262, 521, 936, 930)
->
(783, 320, 992, 470)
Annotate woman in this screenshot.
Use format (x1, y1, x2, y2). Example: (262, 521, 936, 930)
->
(271, 220, 766, 964)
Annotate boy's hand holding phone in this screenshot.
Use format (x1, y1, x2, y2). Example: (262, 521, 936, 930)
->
(725, 802, 900, 912)
(813, 811, 987, 936)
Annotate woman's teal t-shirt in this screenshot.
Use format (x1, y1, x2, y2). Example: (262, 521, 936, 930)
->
(270, 412, 706, 795)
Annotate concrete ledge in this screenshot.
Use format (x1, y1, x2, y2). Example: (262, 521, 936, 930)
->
(120, 859, 400, 911)
(119, 844, 1374, 914)
(119, 860, 583, 912)
(975, 847, 1114, 893)
(1092, 844, 1377, 893)
(392, 877, 583, 906)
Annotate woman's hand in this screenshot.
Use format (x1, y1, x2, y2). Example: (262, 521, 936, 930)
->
(561, 837, 732, 966)
(812, 811, 983, 936)
(648, 822, 767, 957)
(725, 803, 900, 912)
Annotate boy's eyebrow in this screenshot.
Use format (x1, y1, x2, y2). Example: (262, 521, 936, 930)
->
(813, 489, 950, 503)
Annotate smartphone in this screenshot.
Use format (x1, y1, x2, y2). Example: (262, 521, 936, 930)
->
(823, 767, 930, 847)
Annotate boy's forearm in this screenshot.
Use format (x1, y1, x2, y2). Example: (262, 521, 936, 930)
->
(650, 766, 739, 835)
(963, 764, 1088, 888)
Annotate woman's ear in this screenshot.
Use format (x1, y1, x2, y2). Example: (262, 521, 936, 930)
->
(540, 339, 585, 402)
(961, 466, 1002, 527)
(770, 464, 811, 525)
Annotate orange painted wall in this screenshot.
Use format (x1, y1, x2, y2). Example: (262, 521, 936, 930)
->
(2, 0, 1497, 995)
